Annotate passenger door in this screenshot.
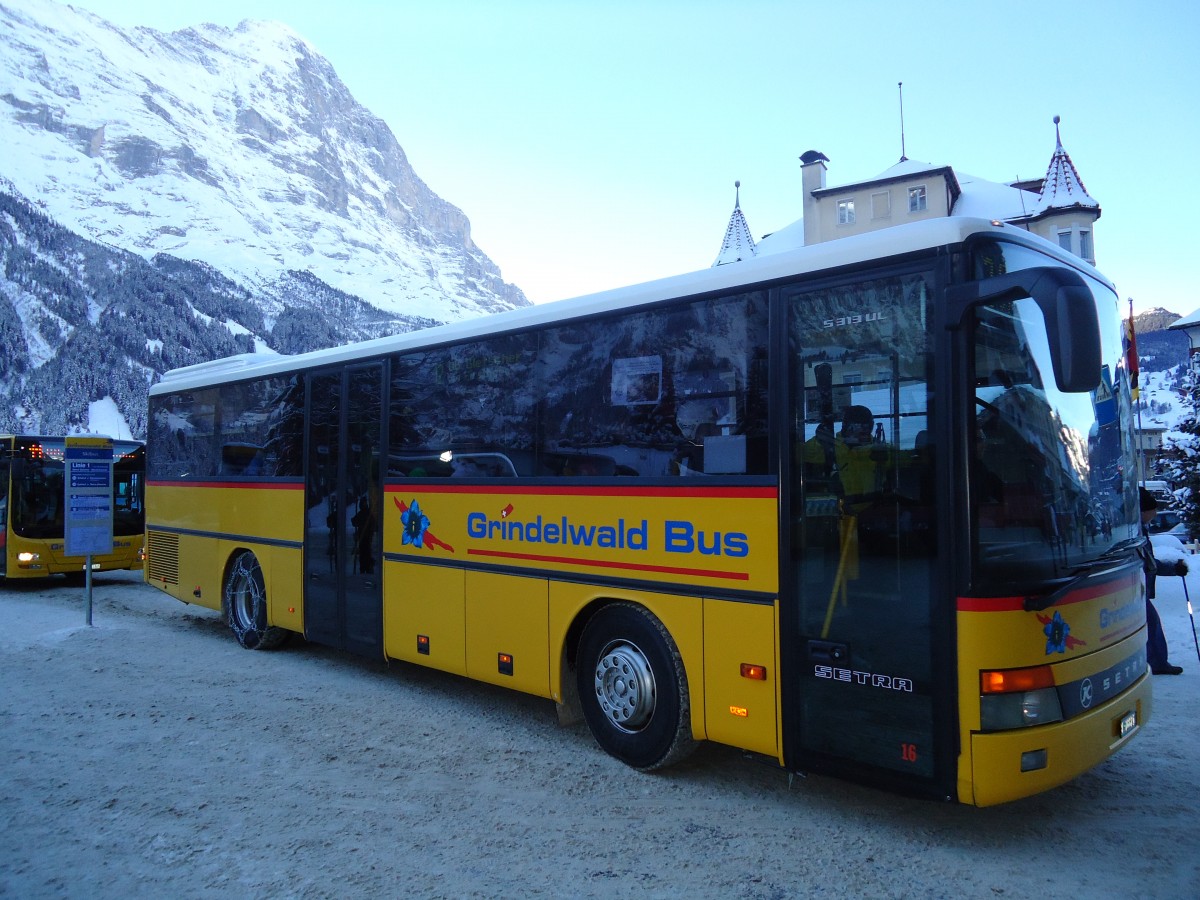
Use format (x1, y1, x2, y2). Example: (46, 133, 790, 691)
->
(304, 364, 385, 657)
(782, 270, 945, 788)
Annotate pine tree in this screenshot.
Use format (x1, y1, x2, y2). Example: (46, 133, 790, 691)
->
(1165, 366, 1200, 539)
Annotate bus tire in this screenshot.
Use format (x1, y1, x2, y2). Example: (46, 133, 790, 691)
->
(576, 602, 696, 770)
(223, 551, 288, 651)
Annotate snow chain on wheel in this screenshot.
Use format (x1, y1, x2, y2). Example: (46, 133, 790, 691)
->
(576, 602, 696, 770)
(224, 551, 288, 650)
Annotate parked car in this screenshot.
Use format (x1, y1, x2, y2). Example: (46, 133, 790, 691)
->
(1166, 519, 1196, 543)
(1149, 510, 1182, 534)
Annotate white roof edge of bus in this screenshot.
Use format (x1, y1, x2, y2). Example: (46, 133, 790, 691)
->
(151, 218, 1113, 395)
(0, 433, 142, 447)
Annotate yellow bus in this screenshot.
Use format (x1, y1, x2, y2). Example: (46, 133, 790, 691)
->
(145, 218, 1149, 805)
(1, 435, 145, 579)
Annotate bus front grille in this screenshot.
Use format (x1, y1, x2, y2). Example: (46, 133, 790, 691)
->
(146, 530, 180, 585)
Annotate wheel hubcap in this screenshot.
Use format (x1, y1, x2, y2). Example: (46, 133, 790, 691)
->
(593, 641, 656, 732)
(230, 561, 260, 629)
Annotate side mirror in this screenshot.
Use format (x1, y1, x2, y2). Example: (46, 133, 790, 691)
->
(946, 266, 1101, 393)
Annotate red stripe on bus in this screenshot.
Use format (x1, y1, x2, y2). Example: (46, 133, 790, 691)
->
(957, 571, 1139, 612)
(466, 547, 751, 581)
(384, 483, 777, 499)
(147, 480, 303, 490)
(958, 596, 1034, 613)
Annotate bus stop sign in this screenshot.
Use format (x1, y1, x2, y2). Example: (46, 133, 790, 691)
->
(64, 436, 114, 558)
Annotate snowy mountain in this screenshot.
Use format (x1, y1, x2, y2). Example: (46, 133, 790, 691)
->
(0, 0, 527, 322)
(0, 0, 531, 437)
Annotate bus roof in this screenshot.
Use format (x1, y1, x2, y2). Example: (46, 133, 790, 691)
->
(151, 217, 1113, 396)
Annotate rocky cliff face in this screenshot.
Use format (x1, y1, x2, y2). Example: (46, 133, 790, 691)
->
(1134, 308, 1183, 338)
(0, 0, 530, 437)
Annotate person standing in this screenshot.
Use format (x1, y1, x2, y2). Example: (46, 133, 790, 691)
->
(1139, 488, 1184, 675)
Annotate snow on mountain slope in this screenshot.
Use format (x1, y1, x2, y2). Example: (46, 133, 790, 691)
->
(0, 0, 528, 324)
(1139, 366, 1193, 445)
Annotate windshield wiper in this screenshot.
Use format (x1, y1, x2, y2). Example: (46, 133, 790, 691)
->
(1024, 572, 1091, 612)
(1023, 553, 1137, 613)
(1098, 536, 1146, 560)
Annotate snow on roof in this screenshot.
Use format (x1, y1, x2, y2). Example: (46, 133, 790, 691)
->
(712, 182, 757, 266)
(1032, 116, 1098, 215)
(953, 171, 1040, 220)
(870, 158, 950, 180)
(754, 217, 806, 256)
(1168, 308, 1200, 330)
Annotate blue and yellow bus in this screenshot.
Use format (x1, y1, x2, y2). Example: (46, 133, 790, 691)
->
(0, 435, 145, 579)
(144, 218, 1148, 805)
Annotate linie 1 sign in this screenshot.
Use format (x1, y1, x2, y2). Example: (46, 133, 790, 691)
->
(64, 436, 114, 559)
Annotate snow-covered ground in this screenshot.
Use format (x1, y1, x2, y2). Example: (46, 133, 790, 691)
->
(1, 569, 1197, 897)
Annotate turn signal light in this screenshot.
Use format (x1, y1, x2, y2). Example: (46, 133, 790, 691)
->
(981, 665, 1054, 694)
(740, 663, 767, 681)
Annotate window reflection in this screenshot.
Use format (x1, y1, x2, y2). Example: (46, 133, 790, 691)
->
(388, 292, 770, 478)
(971, 288, 1139, 590)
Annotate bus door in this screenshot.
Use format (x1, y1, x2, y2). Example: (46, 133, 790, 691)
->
(304, 364, 385, 657)
(782, 271, 947, 792)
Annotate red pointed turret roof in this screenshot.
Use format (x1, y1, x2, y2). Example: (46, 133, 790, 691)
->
(713, 181, 757, 266)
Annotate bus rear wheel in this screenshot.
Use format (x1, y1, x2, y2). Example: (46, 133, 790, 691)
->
(224, 551, 288, 650)
(576, 602, 696, 770)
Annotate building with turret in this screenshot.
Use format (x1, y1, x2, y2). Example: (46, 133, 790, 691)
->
(714, 116, 1100, 267)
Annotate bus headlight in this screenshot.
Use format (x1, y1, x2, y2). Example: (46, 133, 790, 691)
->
(980, 687, 1064, 731)
(980, 665, 1064, 731)
(16, 551, 43, 570)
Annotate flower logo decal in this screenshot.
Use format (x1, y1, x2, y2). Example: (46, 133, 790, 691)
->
(401, 500, 430, 548)
(1043, 610, 1070, 654)
(394, 497, 454, 553)
(1037, 610, 1086, 654)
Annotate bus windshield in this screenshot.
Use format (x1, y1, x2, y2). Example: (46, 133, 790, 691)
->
(970, 244, 1139, 593)
(10, 439, 146, 540)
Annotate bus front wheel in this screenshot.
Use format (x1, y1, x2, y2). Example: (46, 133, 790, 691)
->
(223, 551, 288, 651)
(576, 603, 696, 770)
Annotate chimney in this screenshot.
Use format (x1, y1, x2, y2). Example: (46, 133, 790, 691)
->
(800, 150, 829, 246)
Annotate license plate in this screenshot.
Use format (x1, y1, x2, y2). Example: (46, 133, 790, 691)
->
(1118, 710, 1136, 738)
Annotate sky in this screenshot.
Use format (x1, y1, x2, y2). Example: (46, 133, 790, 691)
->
(60, 0, 1200, 315)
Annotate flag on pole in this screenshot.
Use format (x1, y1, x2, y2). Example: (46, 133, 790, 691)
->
(1127, 300, 1139, 400)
